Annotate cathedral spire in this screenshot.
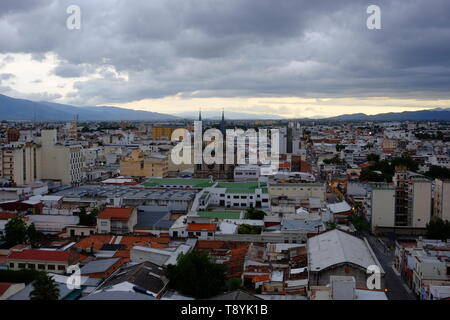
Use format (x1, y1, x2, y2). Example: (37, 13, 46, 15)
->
(220, 108, 226, 136)
(198, 108, 202, 121)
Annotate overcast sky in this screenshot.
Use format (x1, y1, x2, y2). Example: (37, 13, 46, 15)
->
(0, 0, 449, 118)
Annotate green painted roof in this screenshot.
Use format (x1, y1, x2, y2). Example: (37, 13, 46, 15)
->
(142, 178, 215, 188)
(216, 181, 268, 194)
(197, 211, 242, 219)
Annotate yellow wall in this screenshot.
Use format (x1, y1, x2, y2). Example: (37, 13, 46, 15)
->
(120, 149, 168, 177)
(152, 127, 177, 139)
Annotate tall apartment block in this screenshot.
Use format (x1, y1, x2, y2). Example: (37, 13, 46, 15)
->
(393, 171, 432, 228)
(433, 179, 450, 222)
(370, 171, 432, 233)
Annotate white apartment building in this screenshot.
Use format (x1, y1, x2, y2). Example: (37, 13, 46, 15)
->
(268, 182, 326, 202)
(370, 185, 396, 233)
(434, 179, 450, 222)
(233, 165, 260, 182)
(0, 143, 41, 186)
(40, 130, 84, 186)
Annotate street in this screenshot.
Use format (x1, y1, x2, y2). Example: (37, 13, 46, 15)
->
(364, 232, 416, 300)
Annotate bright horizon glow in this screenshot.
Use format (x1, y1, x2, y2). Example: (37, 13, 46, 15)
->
(1, 53, 449, 119)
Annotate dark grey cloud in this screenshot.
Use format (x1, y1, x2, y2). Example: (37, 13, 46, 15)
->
(0, 73, 15, 80)
(0, 0, 449, 105)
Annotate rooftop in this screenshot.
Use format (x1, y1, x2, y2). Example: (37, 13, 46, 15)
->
(80, 258, 121, 275)
(216, 181, 268, 194)
(187, 223, 216, 232)
(197, 210, 242, 219)
(97, 207, 135, 220)
(308, 229, 383, 273)
(7, 250, 75, 262)
(54, 185, 197, 202)
(142, 178, 215, 188)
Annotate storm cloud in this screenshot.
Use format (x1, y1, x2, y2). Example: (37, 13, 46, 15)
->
(0, 0, 449, 106)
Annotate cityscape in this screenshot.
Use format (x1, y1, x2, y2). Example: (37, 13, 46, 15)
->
(0, 0, 449, 309)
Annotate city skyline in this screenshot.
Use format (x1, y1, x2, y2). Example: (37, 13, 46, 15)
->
(0, 1, 450, 118)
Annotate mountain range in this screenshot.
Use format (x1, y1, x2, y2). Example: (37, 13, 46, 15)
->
(1, 93, 449, 122)
(321, 108, 450, 122)
(0, 94, 178, 121)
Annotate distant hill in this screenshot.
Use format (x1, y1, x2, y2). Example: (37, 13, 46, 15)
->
(322, 108, 450, 122)
(176, 111, 284, 120)
(0, 94, 179, 121)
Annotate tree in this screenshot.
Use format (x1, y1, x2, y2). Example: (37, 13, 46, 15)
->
(27, 223, 41, 246)
(4, 217, 28, 246)
(245, 208, 266, 220)
(336, 144, 345, 152)
(0, 269, 43, 284)
(359, 168, 385, 182)
(226, 278, 242, 291)
(167, 251, 227, 299)
(78, 207, 100, 226)
(426, 218, 450, 241)
(30, 273, 60, 301)
(425, 166, 450, 180)
(350, 213, 370, 231)
(238, 224, 262, 234)
(367, 153, 380, 163)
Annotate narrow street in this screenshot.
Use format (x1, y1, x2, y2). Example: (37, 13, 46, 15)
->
(364, 232, 416, 300)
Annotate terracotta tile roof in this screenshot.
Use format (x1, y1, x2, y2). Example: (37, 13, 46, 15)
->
(249, 274, 271, 283)
(196, 240, 226, 249)
(0, 212, 18, 220)
(150, 242, 169, 249)
(97, 207, 134, 220)
(0, 283, 13, 296)
(187, 223, 216, 232)
(7, 250, 75, 262)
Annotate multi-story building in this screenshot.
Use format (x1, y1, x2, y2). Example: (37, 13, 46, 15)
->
(434, 179, 450, 222)
(7, 249, 79, 274)
(393, 171, 432, 228)
(370, 184, 396, 233)
(120, 149, 168, 177)
(96, 207, 138, 234)
(40, 130, 83, 186)
(370, 172, 433, 233)
(151, 127, 177, 140)
(268, 182, 326, 202)
(0, 143, 41, 186)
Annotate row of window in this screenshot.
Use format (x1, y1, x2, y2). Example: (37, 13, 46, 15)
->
(187, 231, 213, 237)
(10, 262, 66, 271)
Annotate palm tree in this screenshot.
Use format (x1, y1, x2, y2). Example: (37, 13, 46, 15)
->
(30, 273, 60, 300)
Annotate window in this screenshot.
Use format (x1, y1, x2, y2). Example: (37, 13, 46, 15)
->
(47, 264, 56, 270)
(9, 263, 14, 268)
(38, 264, 45, 270)
(208, 233, 213, 237)
(58, 265, 65, 271)
(18, 263, 26, 269)
(188, 232, 194, 237)
(28, 264, 35, 269)
(196, 232, 201, 236)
